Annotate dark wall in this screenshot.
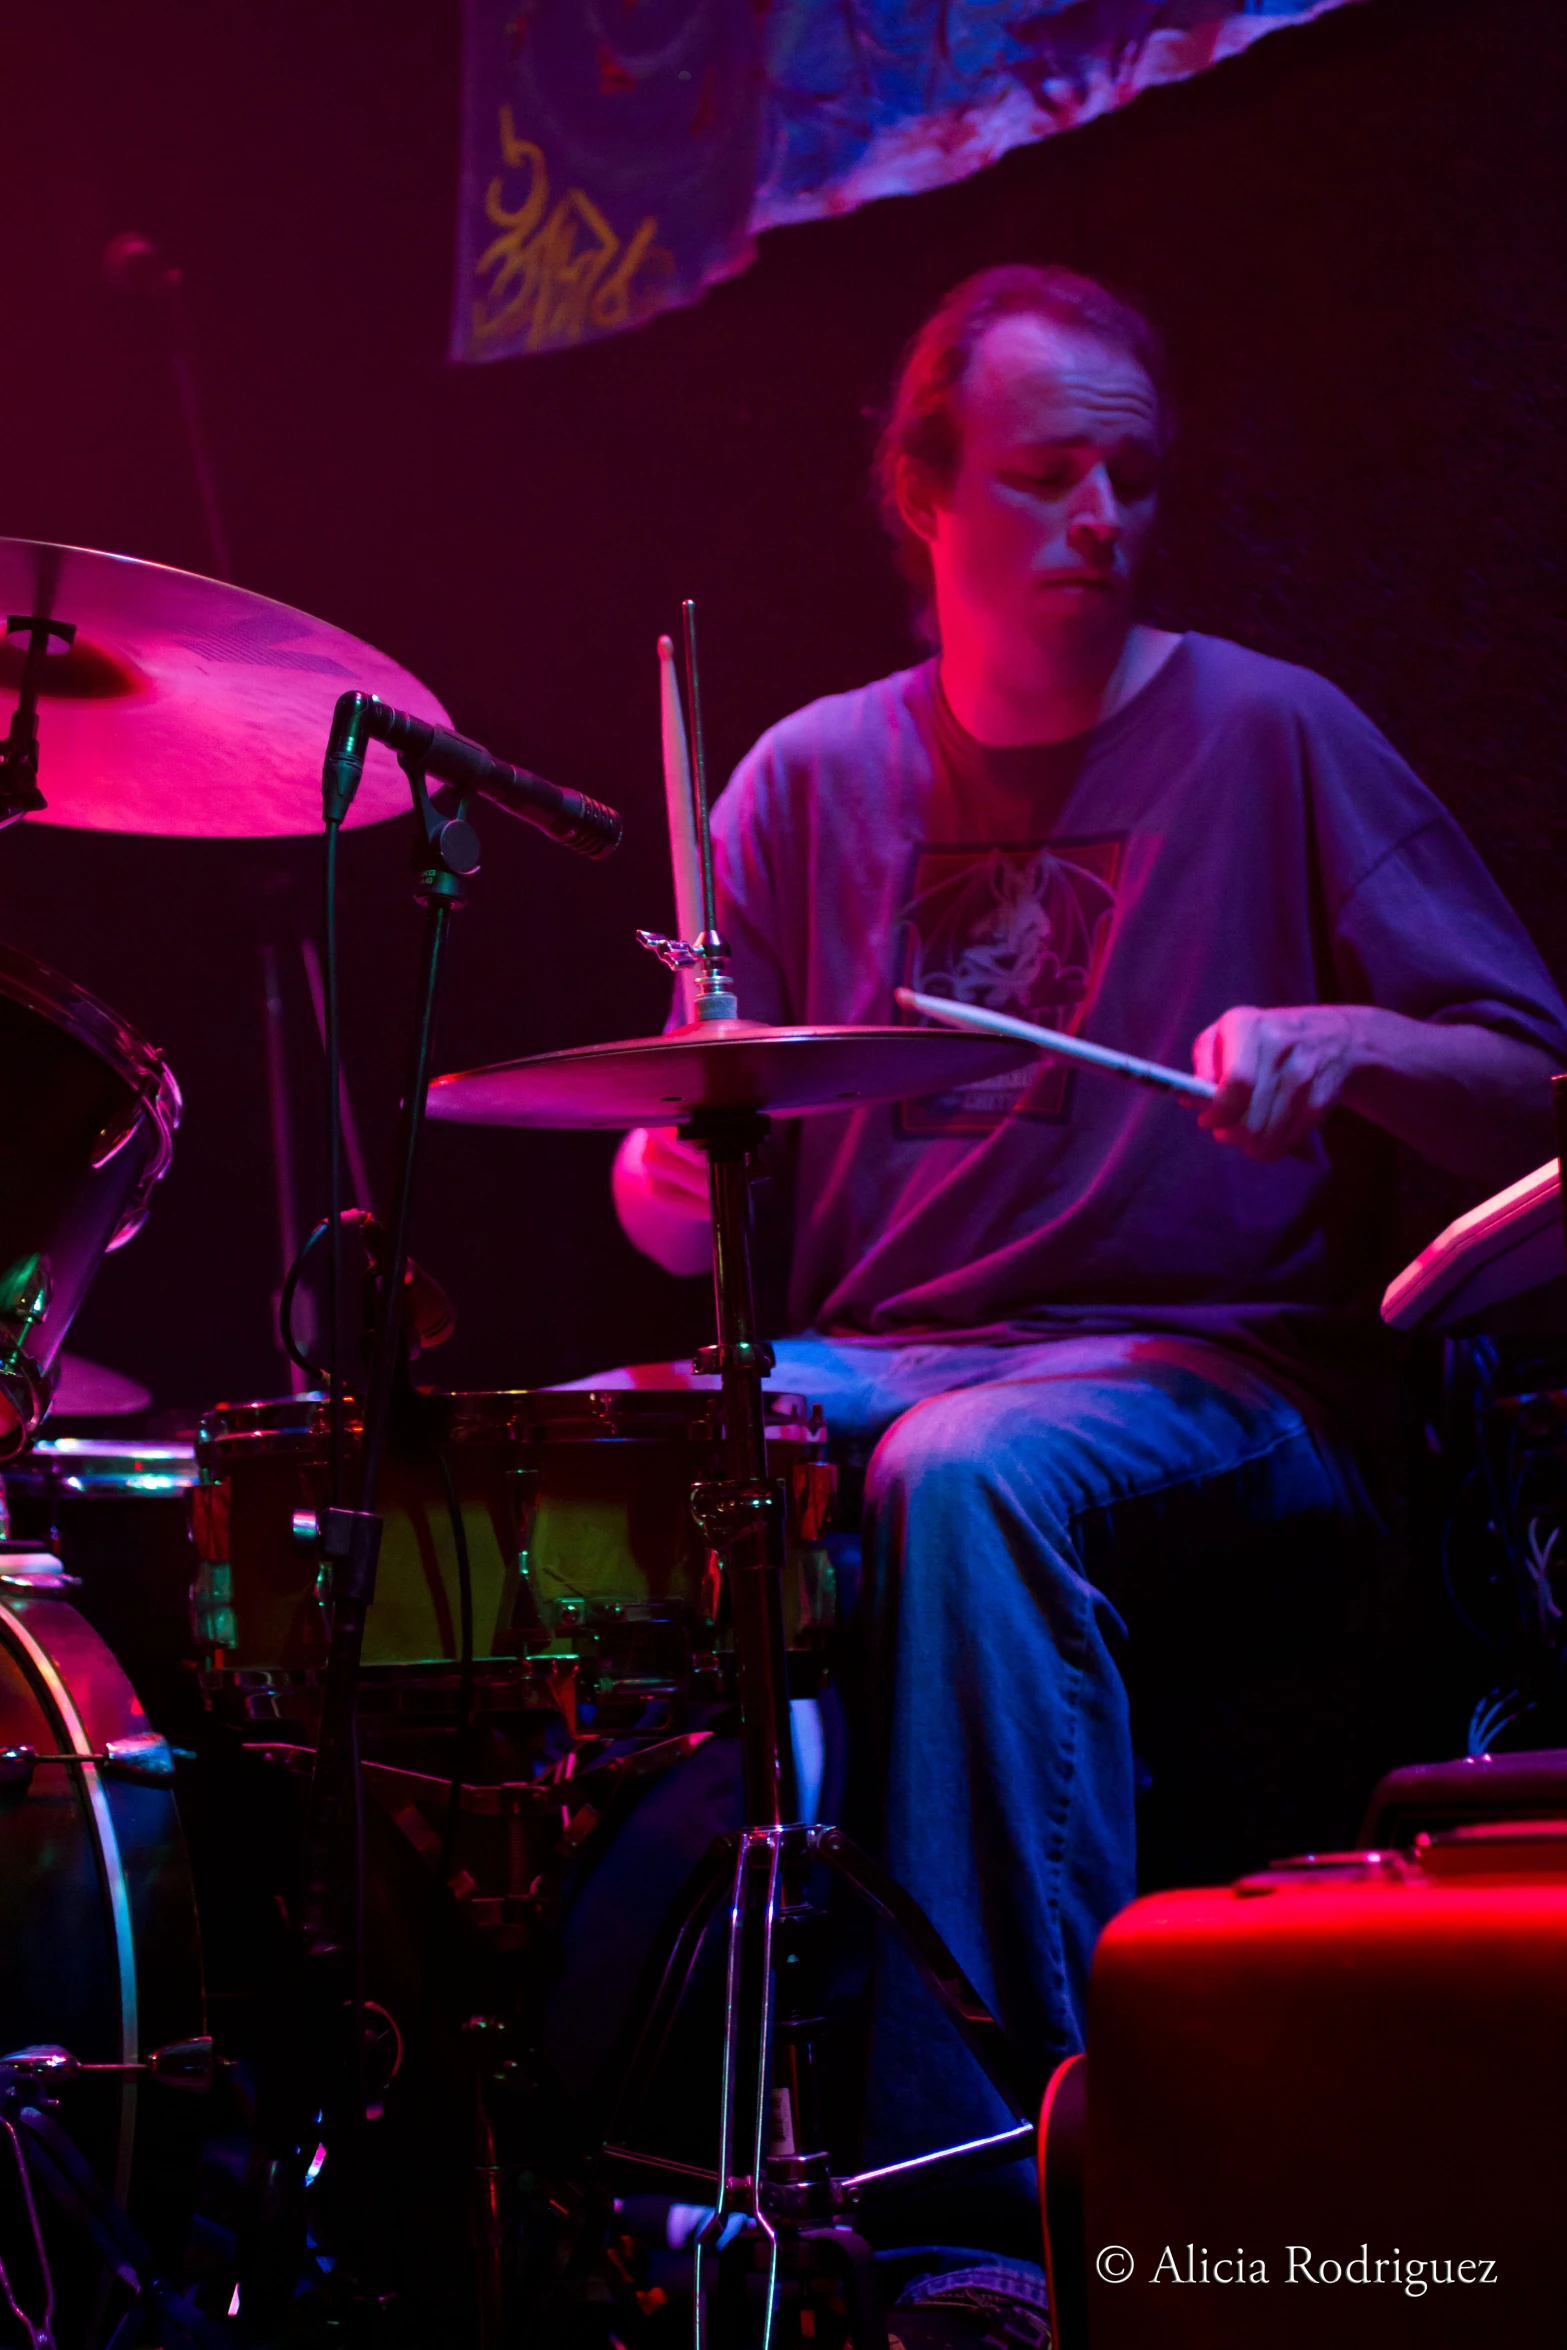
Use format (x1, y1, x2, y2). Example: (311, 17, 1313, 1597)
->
(2, 0, 1563, 1418)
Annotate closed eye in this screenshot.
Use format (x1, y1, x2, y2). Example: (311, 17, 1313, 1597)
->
(1003, 467, 1074, 495)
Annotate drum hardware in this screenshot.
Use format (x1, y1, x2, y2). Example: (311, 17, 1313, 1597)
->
(587, 1099, 1041, 2350)
(0, 1545, 81, 1593)
(3, 2038, 221, 2091)
(0, 1732, 190, 1790)
(198, 1659, 570, 1735)
(1, 2082, 224, 2350)
(0, 609, 73, 826)
(254, 1727, 711, 1947)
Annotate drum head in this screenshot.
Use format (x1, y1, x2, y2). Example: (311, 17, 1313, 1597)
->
(0, 945, 180, 1450)
(0, 943, 181, 1250)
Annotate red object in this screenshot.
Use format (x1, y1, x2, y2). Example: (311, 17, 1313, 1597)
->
(1067, 1827, 1567, 2346)
(596, 42, 636, 96)
(689, 66, 719, 137)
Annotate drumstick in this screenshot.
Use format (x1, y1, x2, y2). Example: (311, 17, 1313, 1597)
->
(894, 988, 1217, 1102)
(658, 634, 701, 1017)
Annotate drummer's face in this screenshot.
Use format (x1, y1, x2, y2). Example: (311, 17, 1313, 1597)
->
(911, 313, 1162, 659)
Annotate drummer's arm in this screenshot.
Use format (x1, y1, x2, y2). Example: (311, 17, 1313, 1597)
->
(1194, 1004, 1560, 1181)
(613, 1126, 713, 1275)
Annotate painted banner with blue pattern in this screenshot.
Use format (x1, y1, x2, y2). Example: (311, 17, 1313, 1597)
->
(453, 0, 1363, 362)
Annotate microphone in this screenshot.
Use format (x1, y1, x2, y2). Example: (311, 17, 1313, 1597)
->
(322, 690, 621, 859)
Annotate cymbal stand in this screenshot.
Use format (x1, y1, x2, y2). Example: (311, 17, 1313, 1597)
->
(617, 603, 1036, 2348)
(599, 1101, 1043, 2350)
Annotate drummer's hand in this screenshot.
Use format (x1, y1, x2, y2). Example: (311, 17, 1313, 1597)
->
(612, 1126, 712, 1275)
(1192, 1005, 1359, 1160)
(632, 1125, 710, 1213)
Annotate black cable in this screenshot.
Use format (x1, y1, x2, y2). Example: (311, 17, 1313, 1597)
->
(279, 1215, 333, 1386)
(325, 817, 345, 1510)
(436, 1447, 476, 1889)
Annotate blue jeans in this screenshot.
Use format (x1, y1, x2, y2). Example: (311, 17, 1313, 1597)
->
(565, 1330, 1375, 2186)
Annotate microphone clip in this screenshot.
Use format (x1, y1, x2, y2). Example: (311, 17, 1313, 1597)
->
(401, 757, 482, 905)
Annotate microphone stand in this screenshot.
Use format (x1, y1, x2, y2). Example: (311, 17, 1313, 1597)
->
(295, 753, 484, 2312)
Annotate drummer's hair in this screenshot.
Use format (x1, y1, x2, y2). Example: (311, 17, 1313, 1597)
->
(874, 265, 1167, 639)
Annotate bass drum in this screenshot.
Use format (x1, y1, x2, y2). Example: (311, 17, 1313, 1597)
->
(0, 1572, 205, 2339)
(0, 945, 180, 1455)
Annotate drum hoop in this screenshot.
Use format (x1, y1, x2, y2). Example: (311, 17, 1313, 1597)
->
(195, 1387, 822, 1461)
(0, 942, 182, 1247)
(0, 1598, 140, 2196)
(21, 1438, 198, 1493)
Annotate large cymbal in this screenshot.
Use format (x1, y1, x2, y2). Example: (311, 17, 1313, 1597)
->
(0, 539, 450, 836)
(51, 1354, 154, 1417)
(427, 1019, 1039, 1130)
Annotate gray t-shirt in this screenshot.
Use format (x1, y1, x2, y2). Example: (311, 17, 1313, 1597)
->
(708, 634, 1567, 1407)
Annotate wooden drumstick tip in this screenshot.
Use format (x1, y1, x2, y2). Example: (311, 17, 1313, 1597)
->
(658, 634, 675, 659)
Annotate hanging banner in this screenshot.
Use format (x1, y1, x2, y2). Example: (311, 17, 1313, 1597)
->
(453, 0, 1365, 363)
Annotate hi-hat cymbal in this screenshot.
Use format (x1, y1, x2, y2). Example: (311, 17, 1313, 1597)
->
(427, 1020, 1038, 1130)
(0, 539, 450, 836)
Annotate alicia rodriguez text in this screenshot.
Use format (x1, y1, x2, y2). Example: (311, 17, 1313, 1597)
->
(1144, 2246, 1497, 2296)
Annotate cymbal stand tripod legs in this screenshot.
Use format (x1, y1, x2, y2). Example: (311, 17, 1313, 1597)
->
(602, 1105, 1043, 2350)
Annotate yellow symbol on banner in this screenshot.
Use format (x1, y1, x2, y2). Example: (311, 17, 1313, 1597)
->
(473, 108, 670, 354)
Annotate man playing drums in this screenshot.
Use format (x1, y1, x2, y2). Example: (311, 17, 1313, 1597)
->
(609, 265, 1567, 2216)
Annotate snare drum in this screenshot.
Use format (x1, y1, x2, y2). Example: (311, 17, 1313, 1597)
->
(0, 945, 180, 1452)
(192, 1388, 834, 1711)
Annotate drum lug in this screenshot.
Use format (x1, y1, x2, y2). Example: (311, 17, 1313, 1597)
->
(143, 2035, 221, 2092)
(102, 1732, 179, 1784)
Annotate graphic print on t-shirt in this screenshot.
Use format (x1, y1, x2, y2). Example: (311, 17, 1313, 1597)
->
(897, 836, 1123, 1132)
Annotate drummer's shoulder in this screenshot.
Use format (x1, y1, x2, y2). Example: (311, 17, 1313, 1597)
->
(723, 663, 937, 803)
(1181, 631, 1400, 748)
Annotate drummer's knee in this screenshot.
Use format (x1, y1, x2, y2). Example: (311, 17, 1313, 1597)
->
(862, 1384, 1089, 1597)
(865, 1385, 1030, 1527)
